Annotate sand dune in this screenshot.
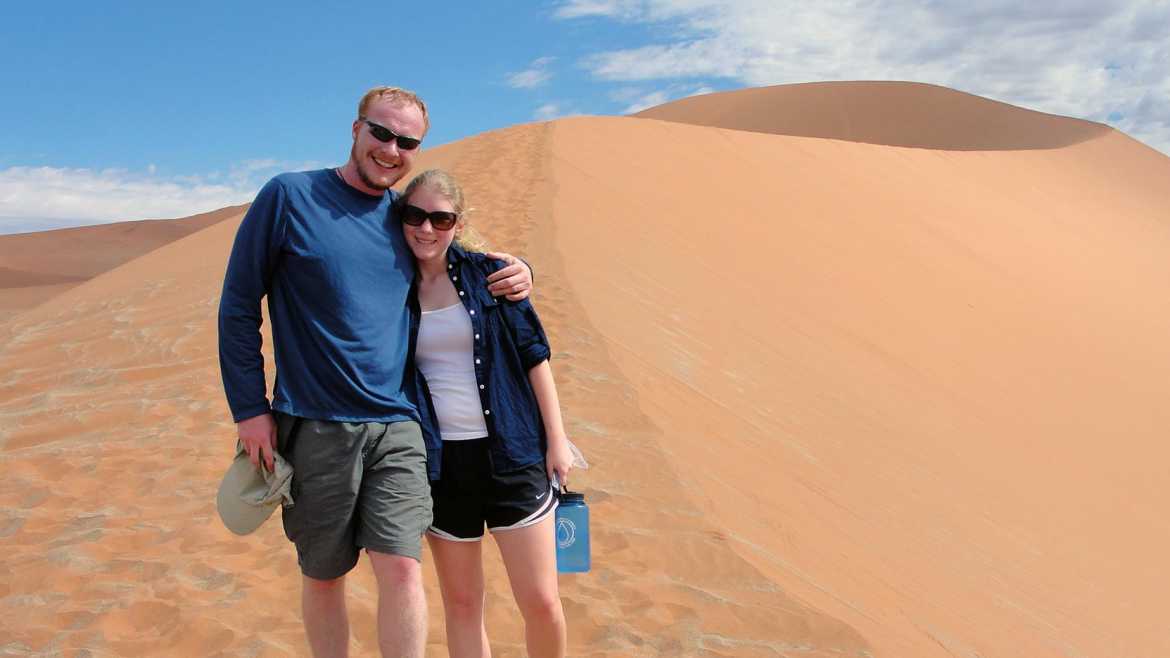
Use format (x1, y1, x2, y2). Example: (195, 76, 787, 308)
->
(2, 82, 1169, 656)
(635, 81, 1116, 151)
(0, 205, 246, 319)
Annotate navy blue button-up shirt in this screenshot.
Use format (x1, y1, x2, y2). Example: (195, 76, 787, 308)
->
(407, 245, 552, 480)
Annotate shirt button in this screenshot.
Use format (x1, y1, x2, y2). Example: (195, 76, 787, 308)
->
(452, 276, 458, 281)
(447, 264, 453, 270)
(484, 409, 491, 416)
(459, 291, 464, 296)
(479, 384, 485, 390)
(469, 310, 475, 316)
(474, 333, 480, 340)
(475, 358, 481, 364)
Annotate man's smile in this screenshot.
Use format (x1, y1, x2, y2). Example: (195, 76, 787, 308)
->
(372, 155, 398, 170)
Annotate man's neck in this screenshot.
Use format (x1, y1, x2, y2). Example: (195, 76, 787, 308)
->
(336, 162, 384, 197)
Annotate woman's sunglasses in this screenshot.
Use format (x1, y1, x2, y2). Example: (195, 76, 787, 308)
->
(360, 117, 422, 151)
(401, 204, 459, 230)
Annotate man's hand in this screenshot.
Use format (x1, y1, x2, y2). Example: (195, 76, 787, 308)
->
(485, 251, 533, 301)
(238, 413, 277, 472)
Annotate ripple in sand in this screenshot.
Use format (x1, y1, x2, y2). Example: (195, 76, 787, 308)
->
(46, 546, 102, 573)
(57, 609, 99, 631)
(567, 418, 609, 437)
(184, 565, 235, 591)
(0, 516, 24, 538)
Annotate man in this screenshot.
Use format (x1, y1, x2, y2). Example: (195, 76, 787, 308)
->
(218, 87, 533, 658)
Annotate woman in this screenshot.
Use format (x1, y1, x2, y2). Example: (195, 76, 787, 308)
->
(401, 169, 572, 657)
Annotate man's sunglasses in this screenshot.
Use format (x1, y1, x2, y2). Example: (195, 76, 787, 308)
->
(401, 204, 459, 230)
(360, 117, 422, 151)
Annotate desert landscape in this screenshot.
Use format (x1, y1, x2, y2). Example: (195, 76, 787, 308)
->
(2, 82, 1169, 657)
(0, 206, 246, 318)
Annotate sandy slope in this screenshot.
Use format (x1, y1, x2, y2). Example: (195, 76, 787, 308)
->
(0, 206, 246, 319)
(2, 82, 1169, 657)
(545, 115, 1170, 657)
(634, 81, 1115, 151)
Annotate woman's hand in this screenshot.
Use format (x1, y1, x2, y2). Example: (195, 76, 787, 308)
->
(546, 437, 574, 489)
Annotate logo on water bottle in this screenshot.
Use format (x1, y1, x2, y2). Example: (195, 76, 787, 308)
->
(556, 517, 576, 549)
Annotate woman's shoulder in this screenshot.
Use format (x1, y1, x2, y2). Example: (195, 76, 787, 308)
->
(459, 249, 508, 274)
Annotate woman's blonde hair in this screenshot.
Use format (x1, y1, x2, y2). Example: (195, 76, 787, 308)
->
(400, 169, 487, 252)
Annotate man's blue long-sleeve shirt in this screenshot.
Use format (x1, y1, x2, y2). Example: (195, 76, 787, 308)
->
(218, 168, 418, 423)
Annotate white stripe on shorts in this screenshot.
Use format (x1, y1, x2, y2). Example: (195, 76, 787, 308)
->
(490, 483, 559, 534)
(426, 526, 482, 543)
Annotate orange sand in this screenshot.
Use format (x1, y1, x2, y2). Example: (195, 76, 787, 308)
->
(2, 82, 1168, 657)
(0, 205, 245, 319)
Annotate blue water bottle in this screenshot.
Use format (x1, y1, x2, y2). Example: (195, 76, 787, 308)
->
(555, 489, 590, 573)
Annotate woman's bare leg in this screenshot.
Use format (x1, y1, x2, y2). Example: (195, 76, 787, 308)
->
(492, 515, 566, 658)
(427, 534, 491, 658)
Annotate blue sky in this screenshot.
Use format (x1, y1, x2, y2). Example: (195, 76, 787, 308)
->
(2, 1, 1167, 233)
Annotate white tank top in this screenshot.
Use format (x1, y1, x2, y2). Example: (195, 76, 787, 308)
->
(416, 303, 489, 441)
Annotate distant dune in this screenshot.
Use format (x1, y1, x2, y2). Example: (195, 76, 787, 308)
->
(0, 205, 246, 318)
(635, 81, 1117, 150)
(2, 82, 1169, 657)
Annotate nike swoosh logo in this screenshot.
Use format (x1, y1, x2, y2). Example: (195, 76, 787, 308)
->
(535, 491, 547, 500)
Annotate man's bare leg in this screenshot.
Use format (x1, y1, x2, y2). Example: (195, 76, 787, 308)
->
(303, 574, 350, 658)
(368, 550, 427, 658)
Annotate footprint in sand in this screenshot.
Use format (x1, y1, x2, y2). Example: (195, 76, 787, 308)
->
(99, 599, 182, 641)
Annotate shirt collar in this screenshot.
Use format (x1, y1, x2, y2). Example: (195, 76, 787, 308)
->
(445, 242, 470, 265)
(445, 244, 501, 308)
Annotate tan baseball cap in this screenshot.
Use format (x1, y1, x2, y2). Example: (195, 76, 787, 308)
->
(216, 442, 294, 535)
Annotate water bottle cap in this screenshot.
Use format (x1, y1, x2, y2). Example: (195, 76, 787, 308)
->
(559, 489, 585, 504)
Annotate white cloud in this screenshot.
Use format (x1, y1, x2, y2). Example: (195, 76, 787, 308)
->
(557, 0, 1170, 153)
(623, 91, 670, 113)
(553, 0, 644, 19)
(507, 57, 557, 88)
(615, 83, 715, 113)
(0, 159, 319, 234)
(534, 103, 564, 120)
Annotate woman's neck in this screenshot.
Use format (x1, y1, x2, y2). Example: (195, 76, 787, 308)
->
(416, 253, 449, 281)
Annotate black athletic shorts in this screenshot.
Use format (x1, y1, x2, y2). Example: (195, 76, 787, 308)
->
(427, 437, 557, 542)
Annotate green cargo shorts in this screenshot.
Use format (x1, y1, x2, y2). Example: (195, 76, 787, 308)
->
(275, 413, 433, 580)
